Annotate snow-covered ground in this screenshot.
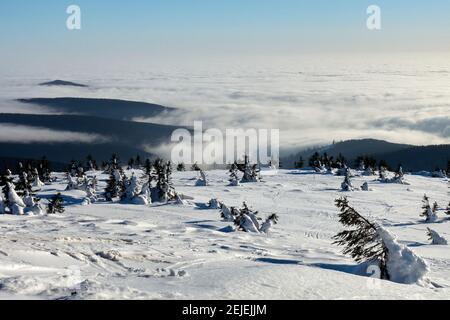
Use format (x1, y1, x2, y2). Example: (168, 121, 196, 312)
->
(1, 169, 450, 300)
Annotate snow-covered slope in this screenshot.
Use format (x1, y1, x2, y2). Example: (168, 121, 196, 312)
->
(1, 170, 450, 300)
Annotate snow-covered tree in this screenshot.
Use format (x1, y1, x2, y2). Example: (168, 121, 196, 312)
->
(66, 173, 80, 191)
(23, 190, 35, 207)
(333, 197, 390, 280)
(259, 214, 279, 233)
(32, 168, 45, 188)
(120, 173, 148, 204)
(427, 228, 447, 245)
(140, 180, 152, 202)
(122, 173, 140, 200)
(83, 182, 98, 204)
(7, 182, 26, 215)
(151, 159, 176, 202)
(143, 158, 153, 176)
(335, 164, 348, 177)
(234, 202, 260, 233)
(127, 158, 135, 170)
(16, 171, 32, 195)
(228, 163, 240, 186)
(420, 194, 438, 223)
(391, 166, 406, 184)
(104, 170, 122, 201)
(42, 168, 53, 184)
(363, 166, 375, 176)
(86, 155, 97, 171)
(236, 155, 260, 183)
(378, 166, 388, 182)
(341, 169, 354, 191)
(334, 197, 430, 283)
(361, 182, 370, 191)
(220, 203, 236, 222)
(23, 190, 43, 215)
(0, 195, 5, 214)
(47, 193, 64, 214)
(1, 170, 14, 211)
(208, 198, 222, 209)
(103, 154, 120, 174)
(195, 170, 207, 186)
(177, 163, 186, 172)
(358, 160, 366, 171)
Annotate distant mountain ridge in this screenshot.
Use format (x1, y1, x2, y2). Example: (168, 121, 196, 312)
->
(0, 113, 187, 163)
(282, 139, 450, 171)
(39, 80, 88, 87)
(18, 97, 175, 121)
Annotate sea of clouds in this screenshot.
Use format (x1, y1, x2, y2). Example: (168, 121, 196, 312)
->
(0, 53, 449, 154)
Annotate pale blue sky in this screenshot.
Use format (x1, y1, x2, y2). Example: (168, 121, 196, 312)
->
(0, 1, 449, 73)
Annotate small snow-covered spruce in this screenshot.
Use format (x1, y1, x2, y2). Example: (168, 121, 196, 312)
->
(23, 190, 43, 215)
(152, 159, 176, 202)
(341, 169, 354, 191)
(220, 203, 236, 222)
(363, 166, 375, 176)
(391, 165, 405, 184)
(335, 163, 348, 176)
(104, 171, 121, 201)
(1, 170, 14, 210)
(143, 158, 153, 176)
(23, 190, 35, 207)
(42, 168, 53, 184)
(259, 214, 279, 233)
(427, 228, 447, 245)
(65, 172, 79, 191)
(121, 173, 148, 205)
(16, 171, 32, 195)
(46, 193, 65, 214)
(195, 170, 207, 186)
(86, 154, 97, 171)
(234, 202, 261, 233)
(446, 202, 450, 216)
(236, 155, 260, 183)
(420, 194, 438, 223)
(121, 173, 139, 201)
(32, 168, 45, 188)
(7, 182, 26, 215)
(208, 198, 222, 209)
(177, 163, 186, 172)
(378, 166, 388, 182)
(361, 182, 370, 191)
(228, 163, 240, 186)
(0, 195, 5, 214)
(358, 159, 366, 171)
(333, 197, 390, 280)
(104, 154, 120, 174)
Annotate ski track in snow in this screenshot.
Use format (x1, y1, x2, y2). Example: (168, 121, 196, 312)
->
(1, 170, 450, 299)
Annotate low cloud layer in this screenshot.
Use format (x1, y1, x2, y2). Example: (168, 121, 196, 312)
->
(0, 123, 111, 144)
(1, 53, 450, 154)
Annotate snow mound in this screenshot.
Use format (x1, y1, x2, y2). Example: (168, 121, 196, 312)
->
(377, 227, 429, 284)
